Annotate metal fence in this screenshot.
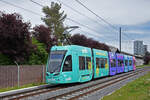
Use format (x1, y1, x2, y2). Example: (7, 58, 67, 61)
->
(0, 65, 46, 89)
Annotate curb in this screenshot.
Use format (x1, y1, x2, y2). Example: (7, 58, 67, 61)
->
(0, 84, 53, 98)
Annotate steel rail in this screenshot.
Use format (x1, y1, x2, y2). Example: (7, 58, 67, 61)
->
(1, 67, 147, 100)
(47, 69, 147, 100)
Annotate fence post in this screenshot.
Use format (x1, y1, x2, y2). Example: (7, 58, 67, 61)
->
(14, 61, 20, 87)
(42, 65, 45, 83)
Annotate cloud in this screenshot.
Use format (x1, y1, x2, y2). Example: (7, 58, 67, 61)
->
(125, 30, 150, 35)
(79, 0, 150, 25)
(0, 0, 150, 53)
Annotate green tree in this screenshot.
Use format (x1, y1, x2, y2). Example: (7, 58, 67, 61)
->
(0, 53, 14, 65)
(144, 52, 150, 65)
(28, 38, 48, 65)
(0, 12, 33, 63)
(32, 25, 54, 52)
(42, 2, 67, 46)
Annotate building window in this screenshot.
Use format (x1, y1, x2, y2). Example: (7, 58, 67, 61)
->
(62, 55, 72, 72)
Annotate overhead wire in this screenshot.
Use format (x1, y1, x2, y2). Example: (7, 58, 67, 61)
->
(0, 0, 43, 16)
(66, 18, 104, 37)
(29, 0, 103, 37)
(74, 0, 135, 40)
(29, 0, 114, 41)
(78, 28, 103, 40)
(57, 0, 118, 41)
(74, 0, 118, 31)
(0, 0, 109, 41)
(28, 0, 119, 42)
(0, 0, 134, 47)
(56, 0, 107, 29)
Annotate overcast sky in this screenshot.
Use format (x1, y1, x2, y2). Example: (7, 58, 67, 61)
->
(0, 0, 150, 54)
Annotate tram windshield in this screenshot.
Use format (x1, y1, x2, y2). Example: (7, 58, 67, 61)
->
(47, 50, 66, 73)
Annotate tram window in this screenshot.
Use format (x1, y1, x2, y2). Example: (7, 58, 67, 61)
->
(118, 60, 121, 67)
(79, 56, 86, 70)
(105, 58, 107, 68)
(114, 59, 116, 67)
(118, 60, 123, 67)
(125, 60, 128, 66)
(110, 59, 114, 67)
(121, 60, 124, 66)
(129, 60, 132, 66)
(117, 60, 119, 66)
(96, 58, 100, 68)
(105, 59, 107, 64)
(111, 59, 116, 67)
(62, 55, 72, 72)
(100, 59, 105, 68)
(86, 57, 91, 69)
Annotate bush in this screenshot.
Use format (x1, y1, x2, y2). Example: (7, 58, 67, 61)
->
(144, 52, 150, 65)
(0, 53, 14, 65)
(32, 25, 54, 52)
(0, 38, 49, 65)
(27, 38, 48, 65)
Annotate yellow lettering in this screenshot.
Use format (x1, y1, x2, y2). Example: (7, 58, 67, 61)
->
(96, 52, 106, 56)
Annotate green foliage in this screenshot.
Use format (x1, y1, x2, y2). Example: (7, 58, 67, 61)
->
(144, 52, 150, 65)
(42, 2, 67, 45)
(0, 53, 14, 65)
(32, 25, 54, 52)
(0, 38, 49, 65)
(137, 64, 150, 68)
(0, 12, 33, 63)
(70, 34, 110, 51)
(27, 38, 48, 65)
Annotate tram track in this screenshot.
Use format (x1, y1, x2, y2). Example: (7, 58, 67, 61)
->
(0, 84, 70, 100)
(69, 70, 148, 100)
(0, 67, 148, 100)
(47, 68, 149, 100)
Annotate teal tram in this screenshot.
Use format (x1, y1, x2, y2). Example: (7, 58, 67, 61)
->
(46, 45, 136, 84)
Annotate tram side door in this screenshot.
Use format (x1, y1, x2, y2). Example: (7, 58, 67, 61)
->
(78, 56, 92, 82)
(71, 51, 79, 82)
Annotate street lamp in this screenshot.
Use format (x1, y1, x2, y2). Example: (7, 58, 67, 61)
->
(62, 26, 79, 45)
(63, 26, 79, 35)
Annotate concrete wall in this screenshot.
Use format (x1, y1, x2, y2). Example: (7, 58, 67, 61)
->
(0, 65, 45, 89)
(135, 58, 144, 66)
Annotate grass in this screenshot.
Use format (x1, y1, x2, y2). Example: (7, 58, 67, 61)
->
(137, 64, 150, 68)
(102, 71, 150, 100)
(0, 83, 45, 93)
